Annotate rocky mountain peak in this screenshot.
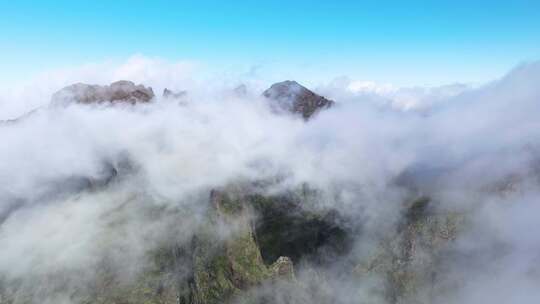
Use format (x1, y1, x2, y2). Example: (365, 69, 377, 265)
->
(263, 80, 334, 120)
(51, 80, 154, 105)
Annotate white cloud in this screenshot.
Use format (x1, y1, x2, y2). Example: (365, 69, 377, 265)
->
(1, 58, 540, 303)
(0, 55, 198, 120)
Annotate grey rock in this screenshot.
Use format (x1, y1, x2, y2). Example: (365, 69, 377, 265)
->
(263, 80, 334, 120)
(163, 88, 187, 99)
(270, 256, 295, 280)
(51, 80, 154, 105)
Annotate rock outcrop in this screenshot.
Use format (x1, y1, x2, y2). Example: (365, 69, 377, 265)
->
(270, 256, 295, 280)
(51, 80, 154, 105)
(263, 80, 334, 120)
(163, 88, 187, 99)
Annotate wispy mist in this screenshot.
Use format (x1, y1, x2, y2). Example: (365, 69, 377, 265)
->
(1, 58, 540, 303)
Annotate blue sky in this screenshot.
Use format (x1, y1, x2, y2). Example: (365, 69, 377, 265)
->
(1, 0, 539, 86)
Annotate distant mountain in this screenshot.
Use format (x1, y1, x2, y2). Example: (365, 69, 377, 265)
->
(263, 80, 334, 120)
(51, 80, 154, 105)
(49, 80, 335, 121)
(162, 88, 187, 99)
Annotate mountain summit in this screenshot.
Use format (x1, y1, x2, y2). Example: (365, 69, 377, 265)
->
(51, 80, 154, 105)
(263, 80, 334, 120)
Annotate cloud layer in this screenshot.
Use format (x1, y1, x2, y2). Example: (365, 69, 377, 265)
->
(1, 57, 540, 303)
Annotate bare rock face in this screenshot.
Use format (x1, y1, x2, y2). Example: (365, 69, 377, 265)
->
(51, 80, 154, 105)
(263, 80, 334, 120)
(270, 256, 295, 280)
(176, 189, 297, 304)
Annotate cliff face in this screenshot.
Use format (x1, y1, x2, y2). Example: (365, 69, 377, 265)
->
(80, 190, 297, 304)
(187, 190, 275, 304)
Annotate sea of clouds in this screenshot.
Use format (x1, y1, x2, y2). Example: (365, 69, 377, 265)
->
(0, 56, 539, 303)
